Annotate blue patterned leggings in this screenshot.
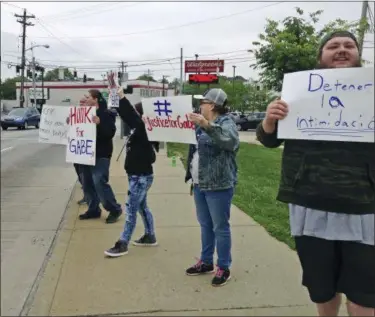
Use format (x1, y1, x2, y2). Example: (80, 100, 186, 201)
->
(120, 174, 155, 242)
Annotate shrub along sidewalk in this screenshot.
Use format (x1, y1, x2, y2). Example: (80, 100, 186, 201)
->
(166, 142, 294, 250)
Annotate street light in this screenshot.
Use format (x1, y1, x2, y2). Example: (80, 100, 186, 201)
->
(27, 43, 50, 107)
(162, 75, 170, 96)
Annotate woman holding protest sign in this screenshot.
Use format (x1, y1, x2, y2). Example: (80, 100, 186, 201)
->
(104, 87, 159, 258)
(77, 90, 123, 224)
(184, 88, 239, 287)
(256, 31, 374, 316)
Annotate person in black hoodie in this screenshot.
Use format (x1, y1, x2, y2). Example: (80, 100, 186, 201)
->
(79, 89, 123, 224)
(104, 87, 158, 257)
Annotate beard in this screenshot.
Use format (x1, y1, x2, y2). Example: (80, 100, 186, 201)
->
(316, 58, 362, 69)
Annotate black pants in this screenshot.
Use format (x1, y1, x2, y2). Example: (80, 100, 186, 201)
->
(295, 236, 375, 308)
(73, 163, 83, 185)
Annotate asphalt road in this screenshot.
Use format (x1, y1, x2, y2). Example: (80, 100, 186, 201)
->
(1, 127, 77, 316)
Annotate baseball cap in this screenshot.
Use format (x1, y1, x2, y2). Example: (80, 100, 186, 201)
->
(194, 88, 227, 107)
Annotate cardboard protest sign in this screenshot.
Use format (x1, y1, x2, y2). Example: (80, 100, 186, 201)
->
(65, 106, 97, 166)
(39, 105, 70, 145)
(278, 67, 374, 143)
(107, 71, 119, 108)
(141, 95, 196, 144)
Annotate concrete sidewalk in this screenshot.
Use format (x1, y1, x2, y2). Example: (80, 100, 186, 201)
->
(25, 137, 318, 316)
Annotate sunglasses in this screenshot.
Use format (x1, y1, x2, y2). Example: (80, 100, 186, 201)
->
(200, 100, 214, 105)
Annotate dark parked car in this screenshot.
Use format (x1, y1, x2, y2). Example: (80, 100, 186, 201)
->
(1, 107, 41, 130)
(234, 112, 266, 131)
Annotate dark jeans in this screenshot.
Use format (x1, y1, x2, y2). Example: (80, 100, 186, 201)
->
(193, 185, 234, 269)
(82, 158, 122, 215)
(74, 163, 83, 185)
(74, 163, 86, 201)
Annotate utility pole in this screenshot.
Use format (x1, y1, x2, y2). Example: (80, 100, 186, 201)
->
(15, 9, 35, 108)
(162, 75, 165, 97)
(162, 75, 170, 96)
(358, 0, 369, 58)
(147, 69, 152, 95)
(195, 54, 200, 93)
(31, 44, 37, 107)
(232, 65, 236, 109)
(119, 61, 127, 85)
(232, 65, 236, 93)
(179, 48, 183, 95)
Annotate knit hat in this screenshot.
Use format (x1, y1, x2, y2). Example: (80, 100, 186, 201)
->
(318, 30, 359, 58)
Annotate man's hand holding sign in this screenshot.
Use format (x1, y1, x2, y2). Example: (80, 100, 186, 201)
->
(262, 99, 288, 134)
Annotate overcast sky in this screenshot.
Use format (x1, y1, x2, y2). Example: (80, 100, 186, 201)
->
(1, 1, 374, 82)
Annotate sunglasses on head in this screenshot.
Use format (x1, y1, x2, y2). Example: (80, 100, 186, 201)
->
(200, 99, 214, 105)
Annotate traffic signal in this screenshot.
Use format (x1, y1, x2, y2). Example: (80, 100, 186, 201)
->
(74, 70, 77, 78)
(83, 74, 87, 83)
(189, 74, 219, 84)
(118, 72, 122, 79)
(27, 69, 32, 78)
(35, 65, 45, 72)
(16, 65, 20, 74)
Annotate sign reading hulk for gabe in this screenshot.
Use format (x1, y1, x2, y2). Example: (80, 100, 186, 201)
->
(278, 67, 374, 143)
(141, 95, 197, 144)
(65, 106, 97, 166)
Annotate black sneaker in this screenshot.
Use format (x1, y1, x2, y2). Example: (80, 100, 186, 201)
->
(211, 268, 231, 287)
(106, 210, 122, 224)
(186, 260, 215, 276)
(79, 210, 101, 220)
(104, 240, 128, 257)
(132, 234, 158, 246)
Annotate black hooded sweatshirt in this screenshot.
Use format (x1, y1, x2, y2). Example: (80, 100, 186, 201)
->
(118, 97, 157, 175)
(95, 99, 117, 158)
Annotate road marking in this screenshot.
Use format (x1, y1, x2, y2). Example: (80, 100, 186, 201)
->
(1, 147, 14, 153)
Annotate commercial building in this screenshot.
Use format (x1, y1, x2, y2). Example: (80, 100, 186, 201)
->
(16, 80, 175, 109)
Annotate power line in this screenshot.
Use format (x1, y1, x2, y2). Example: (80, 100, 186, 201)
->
(32, 2, 285, 40)
(39, 2, 120, 20)
(3, 57, 255, 73)
(2, 1, 24, 10)
(2, 49, 252, 65)
(35, 18, 87, 59)
(42, 2, 144, 22)
(3, 55, 254, 71)
(2, 2, 87, 61)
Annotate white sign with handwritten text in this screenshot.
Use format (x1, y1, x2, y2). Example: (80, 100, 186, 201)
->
(65, 106, 97, 166)
(107, 70, 119, 108)
(141, 95, 196, 144)
(278, 67, 374, 143)
(39, 105, 69, 145)
(108, 88, 120, 108)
